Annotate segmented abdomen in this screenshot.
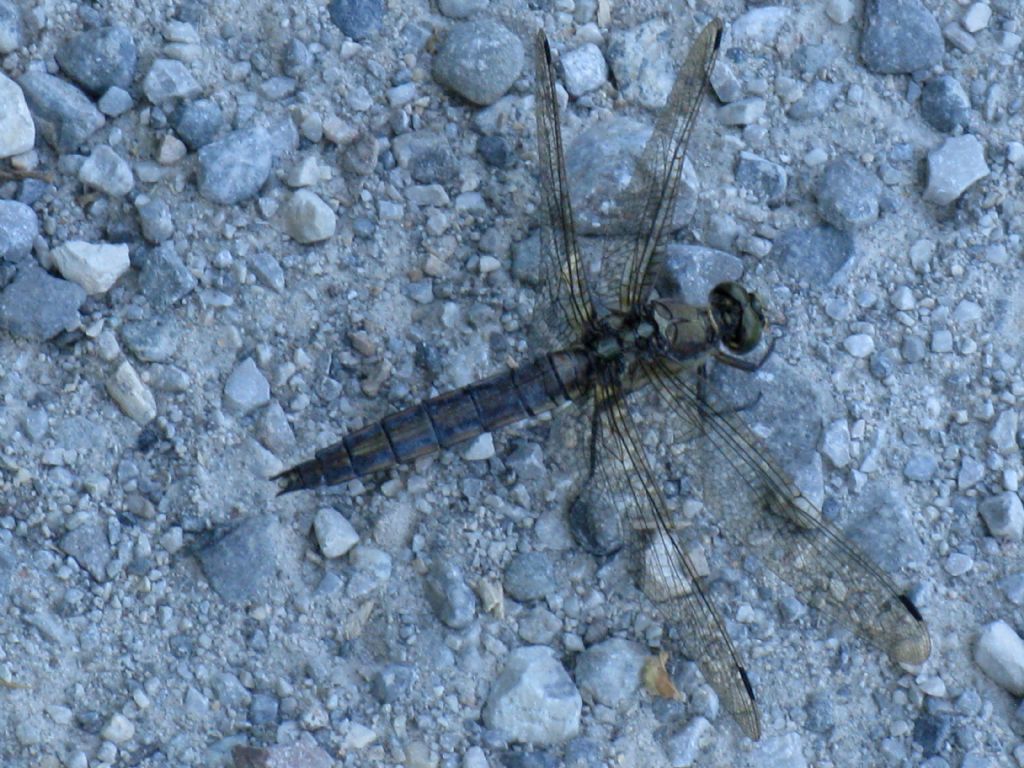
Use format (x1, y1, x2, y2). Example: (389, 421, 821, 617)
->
(274, 350, 590, 493)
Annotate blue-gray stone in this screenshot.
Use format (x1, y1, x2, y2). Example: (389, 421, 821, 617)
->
(136, 197, 174, 243)
(816, 156, 881, 230)
(921, 75, 970, 133)
(97, 86, 133, 116)
(478, 134, 514, 168)
(0, 266, 85, 340)
(18, 71, 105, 152)
(327, 0, 383, 41)
(504, 551, 555, 602)
(172, 98, 223, 150)
(0, 200, 39, 262)
(913, 713, 951, 756)
(432, 19, 524, 106)
(787, 80, 842, 121)
(141, 58, 201, 103)
(861, 0, 943, 74)
(282, 39, 314, 79)
(424, 559, 476, 629)
(659, 244, 743, 307)
(223, 357, 270, 414)
(121, 318, 180, 362)
(0, 0, 22, 54)
(55, 26, 137, 97)
(371, 664, 416, 704)
(138, 243, 197, 309)
(197, 126, 273, 204)
(774, 225, 855, 285)
(904, 452, 939, 482)
(197, 516, 279, 603)
(736, 151, 788, 205)
(249, 693, 279, 726)
(60, 522, 112, 582)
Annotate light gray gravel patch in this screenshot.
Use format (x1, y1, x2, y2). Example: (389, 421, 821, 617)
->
(1, 3, 1022, 766)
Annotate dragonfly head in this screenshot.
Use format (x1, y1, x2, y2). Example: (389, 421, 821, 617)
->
(710, 282, 765, 354)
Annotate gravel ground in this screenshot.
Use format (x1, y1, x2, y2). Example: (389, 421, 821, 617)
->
(1, 0, 1023, 766)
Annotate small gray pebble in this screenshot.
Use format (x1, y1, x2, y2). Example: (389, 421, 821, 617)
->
(224, 357, 271, 414)
(921, 75, 971, 133)
(816, 155, 881, 230)
(0, 200, 39, 262)
(197, 126, 273, 205)
(142, 58, 201, 103)
(173, 98, 224, 149)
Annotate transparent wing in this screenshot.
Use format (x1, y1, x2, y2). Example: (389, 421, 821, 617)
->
(532, 30, 600, 345)
(643, 358, 932, 666)
(607, 19, 723, 312)
(581, 378, 761, 740)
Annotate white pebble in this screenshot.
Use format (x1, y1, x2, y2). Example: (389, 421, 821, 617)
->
(51, 240, 130, 295)
(107, 361, 157, 424)
(314, 507, 360, 558)
(101, 713, 135, 743)
(975, 620, 1024, 696)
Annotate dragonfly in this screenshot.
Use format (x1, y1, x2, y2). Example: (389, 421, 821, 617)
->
(274, 18, 931, 739)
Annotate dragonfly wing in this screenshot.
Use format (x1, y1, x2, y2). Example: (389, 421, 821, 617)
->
(583, 379, 762, 740)
(531, 30, 600, 345)
(643, 358, 932, 666)
(606, 19, 722, 312)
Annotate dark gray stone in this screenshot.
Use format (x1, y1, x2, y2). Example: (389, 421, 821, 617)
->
(815, 156, 881, 230)
(735, 152, 788, 205)
(327, 0, 383, 41)
(197, 126, 273, 204)
(371, 664, 416, 704)
(197, 516, 279, 603)
(478, 134, 514, 168)
(0, 266, 85, 340)
(18, 71, 105, 152)
(136, 197, 174, 243)
(138, 243, 197, 309)
(172, 98, 223, 149)
(913, 712, 952, 756)
(504, 552, 555, 602)
(0, 200, 39, 262)
(921, 76, 970, 133)
(141, 58, 201, 103)
(282, 39, 314, 79)
(774, 225, 855, 285)
(424, 559, 476, 629)
(861, 0, 944, 75)
(121, 318, 180, 362)
(55, 26, 137, 96)
(432, 19, 524, 106)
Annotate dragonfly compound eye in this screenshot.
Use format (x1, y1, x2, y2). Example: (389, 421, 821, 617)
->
(710, 282, 765, 354)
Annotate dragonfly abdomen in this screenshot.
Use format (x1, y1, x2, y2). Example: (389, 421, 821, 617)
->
(275, 350, 590, 493)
